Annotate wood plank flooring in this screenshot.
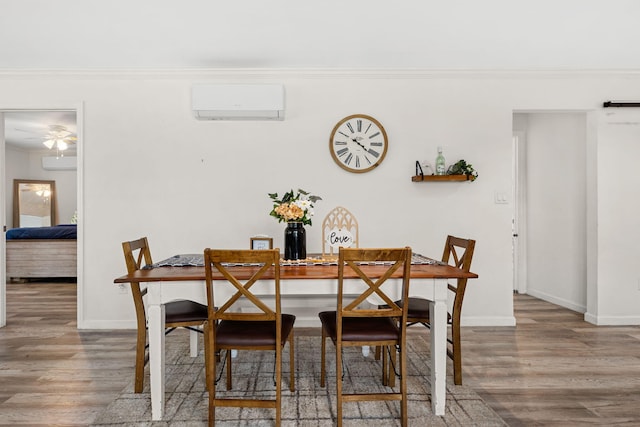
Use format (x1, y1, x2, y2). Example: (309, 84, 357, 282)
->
(1, 282, 639, 425)
(0, 281, 136, 426)
(462, 294, 640, 426)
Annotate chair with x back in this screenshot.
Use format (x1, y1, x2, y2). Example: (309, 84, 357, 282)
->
(391, 235, 475, 385)
(318, 247, 412, 427)
(122, 237, 209, 393)
(203, 248, 295, 426)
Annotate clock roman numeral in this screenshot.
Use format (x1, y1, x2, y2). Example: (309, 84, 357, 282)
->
(357, 119, 362, 132)
(336, 147, 349, 157)
(367, 148, 380, 158)
(369, 131, 381, 139)
(334, 140, 347, 146)
(339, 131, 349, 138)
(365, 123, 372, 133)
(345, 152, 353, 165)
(355, 156, 360, 168)
(346, 123, 355, 133)
(370, 142, 383, 147)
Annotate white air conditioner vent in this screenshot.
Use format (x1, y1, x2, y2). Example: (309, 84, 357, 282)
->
(42, 156, 77, 171)
(192, 84, 285, 120)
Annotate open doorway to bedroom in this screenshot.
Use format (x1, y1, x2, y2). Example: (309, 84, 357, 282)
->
(2, 109, 80, 327)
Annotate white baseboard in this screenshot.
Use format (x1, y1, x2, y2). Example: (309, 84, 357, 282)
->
(79, 319, 136, 329)
(525, 289, 587, 313)
(584, 312, 640, 325)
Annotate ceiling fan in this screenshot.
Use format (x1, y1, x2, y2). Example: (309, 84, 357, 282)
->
(43, 125, 77, 155)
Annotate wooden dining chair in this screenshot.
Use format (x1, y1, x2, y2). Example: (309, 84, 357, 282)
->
(318, 247, 411, 427)
(203, 248, 295, 427)
(122, 237, 208, 393)
(381, 235, 475, 385)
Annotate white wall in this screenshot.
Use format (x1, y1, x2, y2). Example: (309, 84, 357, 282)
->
(1, 69, 639, 328)
(590, 110, 640, 324)
(5, 147, 77, 227)
(519, 113, 587, 312)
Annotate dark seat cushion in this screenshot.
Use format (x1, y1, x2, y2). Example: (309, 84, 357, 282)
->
(387, 297, 452, 323)
(402, 297, 431, 319)
(165, 300, 208, 324)
(318, 311, 400, 342)
(215, 314, 296, 347)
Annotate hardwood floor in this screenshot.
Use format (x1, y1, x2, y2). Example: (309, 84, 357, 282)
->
(463, 294, 640, 426)
(0, 281, 136, 426)
(1, 282, 639, 425)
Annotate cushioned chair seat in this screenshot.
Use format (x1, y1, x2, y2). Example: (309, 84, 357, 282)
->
(318, 311, 399, 341)
(394, 297, 452, 323)
(402, 297, 430, 318)
(165, 300, 208, 324)
(215, 314, 296, 347)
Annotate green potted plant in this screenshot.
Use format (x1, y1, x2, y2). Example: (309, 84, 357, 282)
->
(447, 160, 478, 180)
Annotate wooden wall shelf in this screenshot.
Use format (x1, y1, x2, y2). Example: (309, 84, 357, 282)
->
(411, 174, 476, 182)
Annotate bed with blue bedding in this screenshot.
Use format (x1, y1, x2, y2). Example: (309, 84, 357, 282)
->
(5, 225, 77, 280)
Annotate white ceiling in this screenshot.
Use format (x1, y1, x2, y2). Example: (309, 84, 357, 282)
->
(1, 0, 639, 70)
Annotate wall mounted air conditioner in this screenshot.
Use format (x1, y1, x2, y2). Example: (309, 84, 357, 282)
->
(192, 84, 285, 120)
(42, 156, 77, 171)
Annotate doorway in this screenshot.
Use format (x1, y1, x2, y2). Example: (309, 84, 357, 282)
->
(512, 112, 588, 313)
(1, 107, 83, 327)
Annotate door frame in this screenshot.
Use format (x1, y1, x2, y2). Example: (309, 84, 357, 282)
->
(0, 114, 5, 326)
(1, 103, 83, 328)
(512, 130, 527, 294)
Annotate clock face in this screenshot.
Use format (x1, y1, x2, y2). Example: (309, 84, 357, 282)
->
(329, 114, 388, 173)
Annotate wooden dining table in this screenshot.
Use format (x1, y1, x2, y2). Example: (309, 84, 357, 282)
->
(114, 253, 477, 420)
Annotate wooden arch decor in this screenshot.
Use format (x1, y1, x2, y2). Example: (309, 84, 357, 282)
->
(322, 206, 359, 259)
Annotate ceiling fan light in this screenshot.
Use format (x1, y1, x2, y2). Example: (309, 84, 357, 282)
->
(43, 139, 55, 149)
(57, 140, 68, 150)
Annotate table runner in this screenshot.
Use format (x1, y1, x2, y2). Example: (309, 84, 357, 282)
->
(146, 252, 443, 269)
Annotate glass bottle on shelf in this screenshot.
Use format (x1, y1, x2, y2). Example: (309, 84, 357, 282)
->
(435, 146, 446, 175)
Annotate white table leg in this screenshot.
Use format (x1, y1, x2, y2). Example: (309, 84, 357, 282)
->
(189, 328, 199, 357)
(147, 288, 166, 421)
(430, 278, 448, 416)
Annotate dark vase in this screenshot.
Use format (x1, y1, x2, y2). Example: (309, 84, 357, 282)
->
(284, 222, 306, 260)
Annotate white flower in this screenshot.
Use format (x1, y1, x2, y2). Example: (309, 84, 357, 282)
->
(295, 199, 312, 210)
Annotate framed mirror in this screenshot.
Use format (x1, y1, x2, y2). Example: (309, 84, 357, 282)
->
(13, 179, 57, 228)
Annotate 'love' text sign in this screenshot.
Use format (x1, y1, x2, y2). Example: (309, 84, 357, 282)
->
(326, 228, 354, 249)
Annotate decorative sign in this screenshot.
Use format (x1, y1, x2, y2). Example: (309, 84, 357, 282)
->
(326, 228, 354, 249)
(250, 236, 273, 250)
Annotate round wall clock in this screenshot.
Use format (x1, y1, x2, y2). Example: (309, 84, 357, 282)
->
(329, 114, 388, 173)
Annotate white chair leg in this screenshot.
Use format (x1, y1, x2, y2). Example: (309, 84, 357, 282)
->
(361, 345, 370, 357)
(190, 328, 199, 357)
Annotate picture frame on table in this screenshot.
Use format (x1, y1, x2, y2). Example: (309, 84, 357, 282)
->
(250, 236, 273, 250)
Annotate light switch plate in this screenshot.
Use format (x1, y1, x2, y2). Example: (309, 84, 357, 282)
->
(494, 192, 509, 204)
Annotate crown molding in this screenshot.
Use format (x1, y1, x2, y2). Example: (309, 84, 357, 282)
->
(1, 67, 640, 80)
